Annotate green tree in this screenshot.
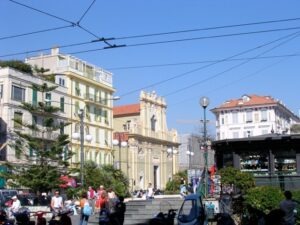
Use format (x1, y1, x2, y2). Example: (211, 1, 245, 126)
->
(0, 81, 72, 193)
(165, 170, 187, 194)
(244, 186, 284, 214)
(81, 161, 129, 197)
(219, 167, 255, 193)
(0, 60, 32, 74)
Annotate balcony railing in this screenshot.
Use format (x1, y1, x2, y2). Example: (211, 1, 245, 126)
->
(32, 131, 60, 140)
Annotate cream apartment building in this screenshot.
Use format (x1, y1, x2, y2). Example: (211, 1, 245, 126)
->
(211, 94, 300, 140)
(0, 67, 69, 164)
(113, 91, 180, 190)
(26, 48, 116, 167)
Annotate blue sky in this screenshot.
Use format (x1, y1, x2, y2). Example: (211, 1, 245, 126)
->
(1, 0, 300, 136)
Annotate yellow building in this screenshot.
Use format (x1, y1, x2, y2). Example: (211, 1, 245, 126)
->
(26, 47, 116, 168)
(113, 91, 180, 190)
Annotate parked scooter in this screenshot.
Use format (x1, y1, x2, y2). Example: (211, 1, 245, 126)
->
(149, 209, 177, 225)
(0, 209, 14, 225)
(13, 207, 34, 225)
(48, 208, 72, 225)
(32, 211, 46, 225)
(64, 200, 78, 216)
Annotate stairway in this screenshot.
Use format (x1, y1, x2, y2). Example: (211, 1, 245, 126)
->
(124, 197, 184, 225)
(87, 196, 184, 225)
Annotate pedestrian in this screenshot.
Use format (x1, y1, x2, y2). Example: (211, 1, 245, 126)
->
(99, 192, 110, 225)
(79, 193, 90, 225)
(146, 183, 154, 200)
(87, 186, 96, 214)
(114, 196, 126, 225)
(279, 190, 298, 225)
(107, 188, 117, 213)
(50, 190, 63, 219)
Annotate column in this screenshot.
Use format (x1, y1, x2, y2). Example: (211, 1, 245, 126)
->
(296, 152, 300, 175)
(232, 152, 241, 169)
(268, 149, 275, 176)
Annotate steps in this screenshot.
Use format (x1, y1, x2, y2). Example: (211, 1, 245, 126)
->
(87, 196, 184, 225)
(124, 197, 183, 225)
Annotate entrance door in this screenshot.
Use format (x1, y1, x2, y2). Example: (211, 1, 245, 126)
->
(153, 165, 158, 189)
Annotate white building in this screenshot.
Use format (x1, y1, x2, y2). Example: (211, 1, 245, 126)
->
(211, 94, 300, 140)
(0, 67, 69, 164)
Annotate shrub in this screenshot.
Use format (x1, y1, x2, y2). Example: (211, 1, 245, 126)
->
(244, 186, 284, 214)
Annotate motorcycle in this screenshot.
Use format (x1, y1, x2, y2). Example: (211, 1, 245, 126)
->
(149, 209, 177, 225)
(48, 208, 72, 225)
(64, 200, 78, 216)
(32, 211, 46, 225)
(0, 209, 14, 225)
(13, 207, 34, 225)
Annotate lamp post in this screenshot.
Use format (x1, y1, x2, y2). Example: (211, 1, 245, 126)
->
(72, 109, 93, 187)
(167, 147, 178, 179)
(200, 96, 209, 198)
(113, 132, 128, 170)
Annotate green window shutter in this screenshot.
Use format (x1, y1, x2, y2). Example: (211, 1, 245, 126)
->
(60, 97, 65, 112)
(32, 89, 37, 106)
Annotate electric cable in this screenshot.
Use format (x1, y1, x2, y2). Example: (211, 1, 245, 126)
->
(107, 53, 300, 70)
(0, 25, 75, 41)
(163, 31, 300, 97)
(168, 50, 298, 108)
(77, 0, 96, 24)
(118, 31, 300, 98)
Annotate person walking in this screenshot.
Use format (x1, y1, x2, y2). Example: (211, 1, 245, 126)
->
(79, 193, 90, 225)
(115, 196, 126, 225)
(279, 190, 298, 225)
(87, 186, 96, 214)
(146, 183, 154, 200)
(50, 190, 63, 219)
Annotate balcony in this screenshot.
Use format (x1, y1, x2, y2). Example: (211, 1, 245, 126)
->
(56, 57, 113, 87)
(32, 131, 60, 140)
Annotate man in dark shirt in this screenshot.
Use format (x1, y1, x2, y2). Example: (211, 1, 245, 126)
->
(115, 196, 126, 225)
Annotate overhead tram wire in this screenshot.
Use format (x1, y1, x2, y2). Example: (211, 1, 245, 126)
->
(2, 21, 300, 58)
(0, 25, 75, 41)
(107, 54, 300, 70)
(77, 0, 96, 24)
(163, 31, 300, 98)
(115, 17, 300, 40)
(7, 0, 115, 48)
(66, 26, 300, 55)
(118, 30, 300, 98)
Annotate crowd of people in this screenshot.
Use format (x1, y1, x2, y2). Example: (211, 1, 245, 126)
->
(78, 185, 126, 225)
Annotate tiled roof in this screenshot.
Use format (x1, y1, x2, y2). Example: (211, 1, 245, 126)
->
(113, 103, 140, 117)
(213, 94, 277, 110)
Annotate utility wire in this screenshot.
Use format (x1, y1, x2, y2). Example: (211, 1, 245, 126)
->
(8, 0, 75, 25)
(0, 25, 75, 41)
(169, 50, 298, 108)
(77, 0, 96, 24)
(107, 54, 300, 70)
(163, 31, 300, 97)
(7, 0, 113, 46)
(68, 26, 300, 55)
(116, 17, 300, 40)
(118, 31, 300, 98)
(4, 25, 298, 58)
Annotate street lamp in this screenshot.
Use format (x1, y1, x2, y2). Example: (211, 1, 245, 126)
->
(167, 147, 178, 179)
(112, 133, 128, 170)
(72, 108, 92, 187)
(199, 96, 209, 198)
